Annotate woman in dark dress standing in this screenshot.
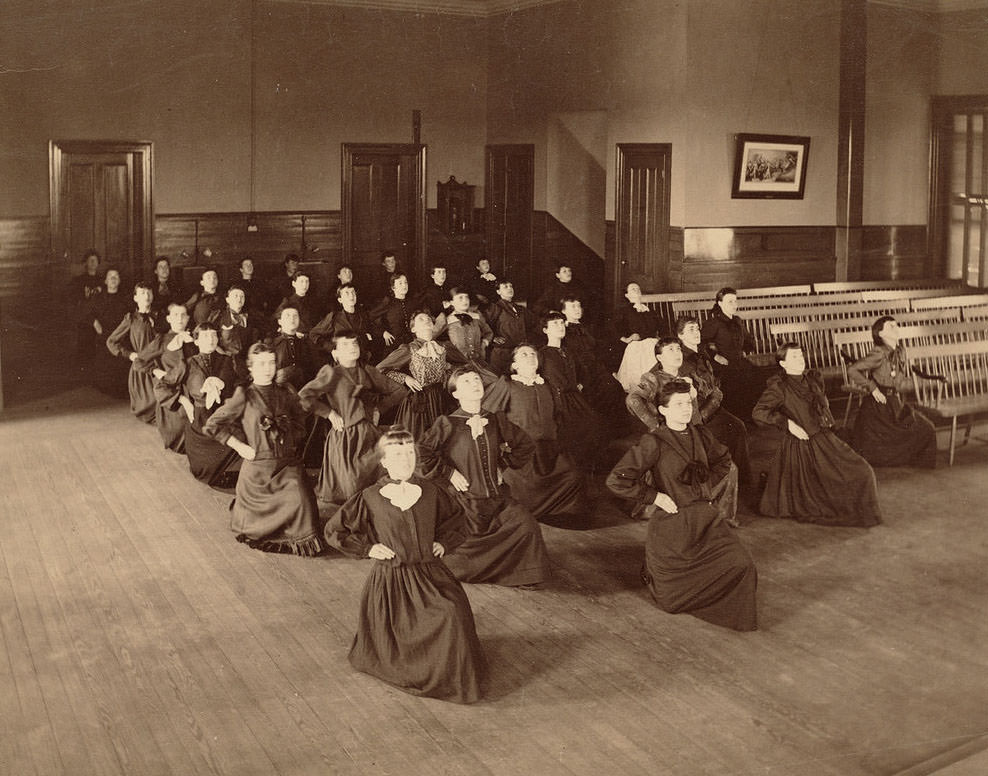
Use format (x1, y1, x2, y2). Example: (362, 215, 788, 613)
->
(700, 287, 765, 420)
(325, 427, 485, 703)
(847, 316, 937, 468)
(752, 342, 882, 527)
(606, 380, 757, 631)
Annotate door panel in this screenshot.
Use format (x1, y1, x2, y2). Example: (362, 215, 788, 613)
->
(343, 144, 426, 288)
(486, 145, 534, 299)
(616, 143, 671, 295)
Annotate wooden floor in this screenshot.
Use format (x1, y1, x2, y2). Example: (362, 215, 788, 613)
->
(2, 381, 987, 776)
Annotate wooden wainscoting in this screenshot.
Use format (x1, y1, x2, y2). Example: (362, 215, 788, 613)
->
(0, 216, 52, 301)
(532, 211, 605, 309)
(154, 212, 341, 277)
(680, 226, 837, 290)
(860, 225, 931, 280)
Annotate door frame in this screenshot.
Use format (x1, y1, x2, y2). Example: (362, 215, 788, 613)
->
(341, 142, 427, 278)
(49, 139, 154, 276)
(930, 95, 988, 283)
(615, 142, 672, 300)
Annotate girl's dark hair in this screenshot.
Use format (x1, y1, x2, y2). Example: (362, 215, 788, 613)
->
(377, 425, 416, 454)
(657, 379, 692, 408)
(654, 337, 681, 357)
(389, 273, 407, 292)
(330, 329, 360, 349)
(540, 310, 566, 330)
(134, 281, 153, 294)
(675, 315, 700, 335)
(408, 311, 434, 329)
(193, 321, 219, 337)
(871, 315, 896, 345)
(715, 287, 737, 302)
(446, 367, 478, 394)
(509, 344, 538, 373)
(246, 341, 274, 369)
(774, 340, 802, 364)
(336, 283, 356, 300)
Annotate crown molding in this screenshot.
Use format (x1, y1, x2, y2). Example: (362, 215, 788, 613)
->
(869, 0, 988, 11)
(260, 0, 568, 17)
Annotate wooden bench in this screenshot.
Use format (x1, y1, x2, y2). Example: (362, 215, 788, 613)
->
(833, 323, 988, 426)
(907, 340, 988, 465)
(642, 284, 814, 329)
(675, 299, 913, 358)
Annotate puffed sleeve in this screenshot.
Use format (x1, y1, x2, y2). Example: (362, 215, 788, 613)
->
(202, 386, 248, 444)
(751, 374, 788, 430)
(106, 313, 133, 358)
(323, 491, 376, 558)
(626, 371, 661, 431)
(847, 346, 885, 393)
(417, 415, 455, 483)
(297, 364, 337, 418)
(605, 432, 662, 507)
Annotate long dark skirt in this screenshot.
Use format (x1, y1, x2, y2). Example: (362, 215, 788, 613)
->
(349, 559, 486, 704)
(759, 430, 882, 527)
(155, 403, 187, 453)
(643, 501, 757, 631)
(393, 383, 452, 440)
(316, 421, 382, 513)
(704, 409, 755, 503)
(185, 422, 240, 488)
(231, 456, 323, 555)
(128, 365, 157, 423)
(503, 441, 587, 527)
(556, 391, 604, 469)
(853, 395, 937, 468)
(442, 493, 551, 587)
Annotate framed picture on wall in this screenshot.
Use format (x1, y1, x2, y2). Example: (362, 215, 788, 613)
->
(731, 133, 810, 199)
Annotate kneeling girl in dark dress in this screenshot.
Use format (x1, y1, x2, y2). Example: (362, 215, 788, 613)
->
(203, 343, 325, 555)
(606, 380, 757, 631)
(325, 427, 486, 703)
(752, 342, 882, 527)
(417, 368, 552, 587)
(847, 316, 937, 468)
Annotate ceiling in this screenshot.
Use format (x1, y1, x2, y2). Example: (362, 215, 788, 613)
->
(261, 0, 988, 16)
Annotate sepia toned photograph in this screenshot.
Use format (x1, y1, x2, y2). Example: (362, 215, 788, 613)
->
(1, 1, 988, 775)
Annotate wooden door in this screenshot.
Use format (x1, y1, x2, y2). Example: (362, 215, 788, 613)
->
(342, 143, 426, 285)
(615, 143, 671, 296)
(50, 140, 153, 284)
(486, 145, 534, 300)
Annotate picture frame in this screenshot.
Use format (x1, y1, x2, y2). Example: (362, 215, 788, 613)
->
(731, 133, 810, 199)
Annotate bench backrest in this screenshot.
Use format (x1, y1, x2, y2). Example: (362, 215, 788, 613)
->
(813, 279, 967, 294)
(907, 340, 988, 408)
(910, 293, 988, 311)
(860, 287, 966, 302)
(961, 304, 988, 321)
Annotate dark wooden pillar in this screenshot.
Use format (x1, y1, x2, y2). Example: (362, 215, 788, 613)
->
(836, 0, 866, 281)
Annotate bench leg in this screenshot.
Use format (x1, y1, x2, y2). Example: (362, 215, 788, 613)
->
(949, 416, 958, 466)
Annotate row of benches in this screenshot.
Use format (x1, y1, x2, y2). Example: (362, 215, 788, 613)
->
(636, 280, 988, 466)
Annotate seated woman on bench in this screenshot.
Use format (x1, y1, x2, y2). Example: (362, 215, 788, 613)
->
(847, 316, 937, 469)
(753, 342, 882, 528)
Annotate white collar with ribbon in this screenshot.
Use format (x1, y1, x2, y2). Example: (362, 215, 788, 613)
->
(379, 480, 422, 510)
(465, 414, 489, 439)
(511, 373, 544, 386)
